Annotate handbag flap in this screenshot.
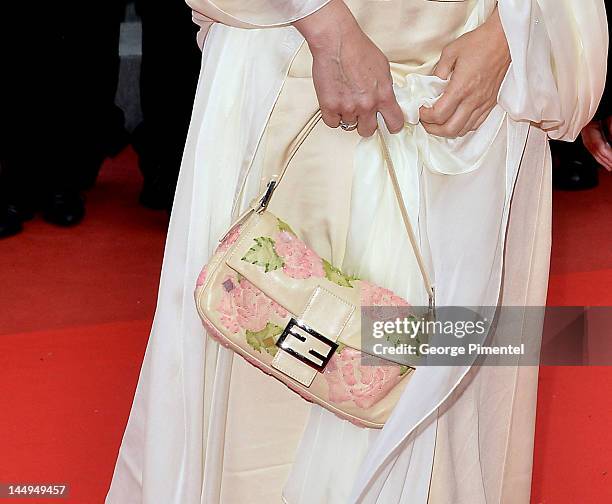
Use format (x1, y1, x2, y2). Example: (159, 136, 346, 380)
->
(224, 211, 365, 351)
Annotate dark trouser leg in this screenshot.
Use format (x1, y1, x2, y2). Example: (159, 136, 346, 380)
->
(135, 0, 201, 210)
(0, 1, 125, 231)
(37, 1, 126, 193)
(0, 4, 39, 209)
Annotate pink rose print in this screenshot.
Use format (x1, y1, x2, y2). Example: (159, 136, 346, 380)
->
(274, 231, 325, 279)
(360, 281, 412, 332)
(360, 281, 410, 307)
(198, 226, 242, 289)
(323, 347, 403, 409)
(217, 275, 287, 333)
(196, 266, 209, 287)
(217, 225, 242, 253)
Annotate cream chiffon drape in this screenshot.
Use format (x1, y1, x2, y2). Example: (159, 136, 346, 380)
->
(105, 0, 606, 503)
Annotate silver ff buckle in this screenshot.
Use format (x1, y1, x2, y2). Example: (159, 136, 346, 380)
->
(276, 318, 338, 372)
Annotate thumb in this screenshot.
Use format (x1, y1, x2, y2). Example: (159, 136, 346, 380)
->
(432, 48, 456, 80)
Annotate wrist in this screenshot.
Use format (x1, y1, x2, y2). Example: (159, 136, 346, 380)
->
(484, 8, 511, 62)
(293, 0, 359, 53)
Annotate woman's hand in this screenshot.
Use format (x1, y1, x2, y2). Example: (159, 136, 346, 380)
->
(293, 0, 403, 137)
(420, 8, 511, 138)
(581, 119, 612, 171)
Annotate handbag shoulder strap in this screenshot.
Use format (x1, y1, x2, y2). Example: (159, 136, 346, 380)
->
(257, 110, 435, 306)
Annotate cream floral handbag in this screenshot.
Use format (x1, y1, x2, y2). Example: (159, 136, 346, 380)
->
(194, 111, 435, 428)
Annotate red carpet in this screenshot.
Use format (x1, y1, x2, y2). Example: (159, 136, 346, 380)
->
(533, 173, 612, 503)
(0, 321, 150, 504)
(0, 149, 164, 504)
(0, 149, 610, 503)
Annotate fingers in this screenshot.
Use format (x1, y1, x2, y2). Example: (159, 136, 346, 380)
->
(470, 107, 493, 134)
(592, 144, 612, 171)
(341, 111, 358, 126)
(350, 84, 402, 137)
(423, 100, 494, 139)
(379, 93, 405, 134)
(321, 109, 341, 129)
(419, 77, 463, 127)
(422, 100, 478, 138)
(433, 46, 457, 80)
(582, 124, 612, 171)
(457, 110, 479, 138)
(420, 27, 511, 139)
(350, 78, 401, 137)
(322, 93, 397, 137)
(457, 104, 492, 137)
(312, 34, 405, 137)
(600, 147, 612, 171)
(422, 58, 498, 138)
(356, 108, 378, 137)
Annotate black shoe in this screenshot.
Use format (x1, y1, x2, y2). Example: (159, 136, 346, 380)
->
(42, 191, 86, 227)
(0, 204, 25, 239)
(553, 158, 600, 191)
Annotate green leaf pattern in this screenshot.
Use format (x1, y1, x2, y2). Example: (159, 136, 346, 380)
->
(322, 259, 359, 288)
(245, 322, 284, 356)
(241, 237, 284, 273)
(276, 218, 296, 235)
